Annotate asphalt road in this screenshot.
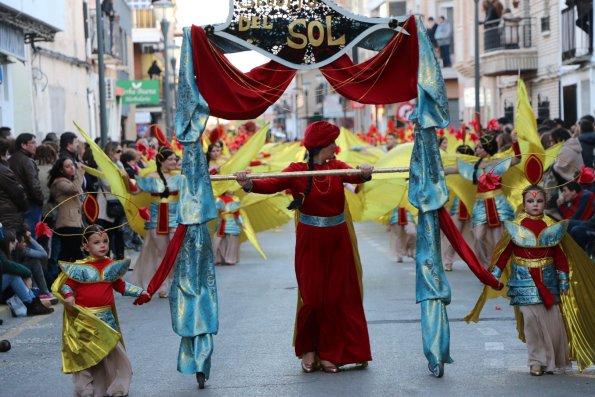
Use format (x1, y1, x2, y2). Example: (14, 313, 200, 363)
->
(1, 222, 593, 396)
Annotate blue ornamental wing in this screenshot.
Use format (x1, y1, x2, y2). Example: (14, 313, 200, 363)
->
(504, 221, 537, 247)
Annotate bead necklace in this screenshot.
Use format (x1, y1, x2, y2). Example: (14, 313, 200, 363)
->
(313, 175, 331, 194)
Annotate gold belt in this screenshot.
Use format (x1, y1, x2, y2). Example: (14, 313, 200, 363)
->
(477, 189, 504, 200)
(150, 196, 179, 204)
(85, 305, 112, 315)
(513, 256, 554, 269)
(220, 213, 236, 219)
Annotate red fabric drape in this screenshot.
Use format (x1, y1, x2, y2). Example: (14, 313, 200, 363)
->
(438, 207, 502, 289)
(458, 201, 468, 221)
(485, 198, 501, 228)
(529, 267, 556, 308)
(191, 26, 297, 120)
(133, 224, 188, 305)
(320, 16, 419, 104)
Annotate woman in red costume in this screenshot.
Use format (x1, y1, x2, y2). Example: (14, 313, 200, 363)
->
(236, 121, 373, 373)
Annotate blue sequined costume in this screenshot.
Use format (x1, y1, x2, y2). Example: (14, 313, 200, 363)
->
(457, 158, 515, 227)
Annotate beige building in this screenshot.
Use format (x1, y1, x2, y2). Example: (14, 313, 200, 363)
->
(361, 0, 594, 127)
(0, 0, 65, 135)
(88, 0, 136, 141)
(129, 0, 180, 139)
(0, 0, 135, 142)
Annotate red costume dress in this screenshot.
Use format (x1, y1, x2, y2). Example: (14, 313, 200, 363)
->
(251, 159, 372, 365)
(54, 257, 144, 397)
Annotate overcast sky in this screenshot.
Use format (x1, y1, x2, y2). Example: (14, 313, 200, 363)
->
(175, 0, 268, 71)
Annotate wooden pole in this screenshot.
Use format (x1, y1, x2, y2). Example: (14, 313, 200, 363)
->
(209, 167, 409, 181)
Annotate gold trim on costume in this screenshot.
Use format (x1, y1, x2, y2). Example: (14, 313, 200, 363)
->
(476, 189, 504, 200)
(150, 195, 180, 204)
(85, 305, 113, 315)
(512, 255, 553, 269)
(220, 213, 237, 220)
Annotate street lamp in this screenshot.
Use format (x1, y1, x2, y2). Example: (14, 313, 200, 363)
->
(302, 82, 310, 125)
(474, 0, 481, 116)
(96, 0, 108, 147)
(152, 0, 175, 138)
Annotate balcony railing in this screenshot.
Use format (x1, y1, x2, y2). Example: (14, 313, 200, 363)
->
(478, 17, 537, 77)
(89, 11, 127, 63)
(132, 9, 157, 29)
(482, 17, 533, 53)
(561, 7, 593, 63)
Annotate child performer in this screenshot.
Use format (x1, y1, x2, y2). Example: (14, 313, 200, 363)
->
(467, 183, 595, 375)
(213, 190, 244, 265)
(52, 225, 149, 397)
(490, 185, 570, 375)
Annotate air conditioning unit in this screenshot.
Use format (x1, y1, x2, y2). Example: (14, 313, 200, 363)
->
(105, 78, 115, 101)
(141, 44, 157, 54)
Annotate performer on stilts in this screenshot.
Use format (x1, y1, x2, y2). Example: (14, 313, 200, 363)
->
(133, 26, 219, 390)
(52, 224, 149, 397)
(236, 121, 373, 373)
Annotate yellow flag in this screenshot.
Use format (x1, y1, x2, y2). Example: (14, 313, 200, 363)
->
(74, 122, 147, 237)
(515, 78, 545, 169)
(336, 128, 384, 166)
(502, 79, 546, 209)
(212, 124, 269, 196)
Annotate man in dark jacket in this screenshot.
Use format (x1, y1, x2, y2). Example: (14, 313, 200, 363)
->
(578, 119, 595, 167)
(426, 17, 438, 48)
(59, 132, 82, 165)
(8, 133, 44, 236)
(0, 139, 28, 231)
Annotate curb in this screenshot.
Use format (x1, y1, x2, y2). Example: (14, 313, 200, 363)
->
(0, 304, 11, 319)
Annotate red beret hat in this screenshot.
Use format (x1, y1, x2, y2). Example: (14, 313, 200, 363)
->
(303, 121, 340, 150)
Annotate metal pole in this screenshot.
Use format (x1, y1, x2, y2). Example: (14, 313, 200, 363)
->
(294, 91, 299, 140)
(474, 0, 481, 116)
(96, 0, 108, 147)
(161, 18, 171, 139)
(210, 167, 410, 181)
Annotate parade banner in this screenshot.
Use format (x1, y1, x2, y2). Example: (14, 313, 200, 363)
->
(209, 0, 409, 69)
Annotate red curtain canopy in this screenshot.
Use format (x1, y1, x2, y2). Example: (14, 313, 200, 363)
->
(191, 26, 297, 120)
(191, 16, 419, 120)
(321, 16, 419, 104)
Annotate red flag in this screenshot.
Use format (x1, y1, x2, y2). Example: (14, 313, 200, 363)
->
(473, 112, 482, 135)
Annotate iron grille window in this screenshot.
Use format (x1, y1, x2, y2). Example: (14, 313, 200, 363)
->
(538, 95, 550, 121)
(504, 100, 514, 124)
(541, 16, 550, 32)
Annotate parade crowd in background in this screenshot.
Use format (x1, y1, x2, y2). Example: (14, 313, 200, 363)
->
(0, 112, 592, 317)
(0, 110, 594, 380)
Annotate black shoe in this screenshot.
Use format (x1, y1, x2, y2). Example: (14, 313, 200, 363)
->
(0, 340, 10, 352)
(196, 372, 205, 389)
(25, 297, 54, 316)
